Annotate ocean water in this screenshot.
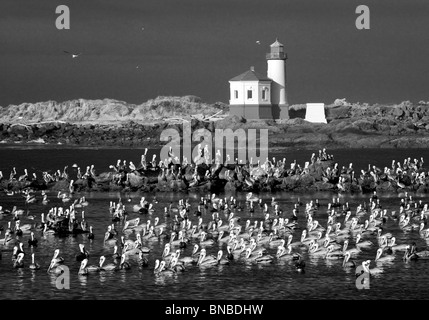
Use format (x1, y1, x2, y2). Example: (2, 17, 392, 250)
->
(1, 146, 429, 300)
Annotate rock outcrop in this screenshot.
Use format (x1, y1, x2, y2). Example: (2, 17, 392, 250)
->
(1, 97, 429, 149)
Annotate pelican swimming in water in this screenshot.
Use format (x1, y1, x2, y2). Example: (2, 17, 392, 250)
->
(342, 252, 356, 268)
(78, 259, 89, 275)
(49, 249, 64, 265)
(117, 254, 131, 270)
(286, 234, 304, 249)
(169, 255, 186, 272)
(362, 260, 383, 275)
(87, 226, 94, 240)
(29, 253, 40, 270)
(216, 250, 230, 265)
(13, 253, 25, 268)
(104, 226, 117, 245)
(0, 231, 13, 246)
(325, 245, 344, 260)
(244, 247, 259, 263)
(199, 231, 215, 247)
(42, 224, 56, 236)
(99, 256, 116, 271)
(197, 248, 218, 267)
(403, 246, 419, 261)
(28, 232, 38, 247)
(355, 233, 373, 250)
(308, 242, 329, 256)
(154, 259, 175, 275)
(276, 245, 298, 260)
(388, 237, 408, 252)
(374, 247, 395, 264)
(75, 244, 89, 262)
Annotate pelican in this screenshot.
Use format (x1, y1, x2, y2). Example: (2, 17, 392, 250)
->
(104, 226, 117, 245)
(42, 224, 56, 236)
(403, 246, 419, 261)
(287, 234, 304, 248)
(78, 259, 89, 275)
(169, 255, 186, 272)
(276, 245, 298, 260)
(355, 233, 373, 250)
(308, 242, 328, 256)
(117, 254, 131, 270)
(374, 247, 395, 264)
(13, 253, 25, 268)
(197, 248, 217, 267)
(47, 249, 64, 272)
(111, 245, 121, 260)
(216, 250, 230, 265)
(325, 245, 344, 260)
(154, 260, 175, 275)
(28, 232, 38, 247)
(244, 247, 258, 262)
(199, 231, 215, 246)
(99, 256, 116, 271)
(87, 226, 95, 240)
(388, 237, 408, 252)
(75, 244, 89, 262)
(362, 260, 383, 275)
(0, 231, 13, 246)
(342, 252, 356, 268)
(29, 253, 40, 270)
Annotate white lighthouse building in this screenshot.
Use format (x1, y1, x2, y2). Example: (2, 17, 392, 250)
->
(229, 38, 289, 120)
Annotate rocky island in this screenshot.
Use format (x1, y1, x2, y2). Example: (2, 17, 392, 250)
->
(0, 96, 429, 149)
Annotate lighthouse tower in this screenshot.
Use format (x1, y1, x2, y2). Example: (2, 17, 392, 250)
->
(266, 38, 289, 119)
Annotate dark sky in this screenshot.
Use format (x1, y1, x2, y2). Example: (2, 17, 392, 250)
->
(1, 0, 428, 107)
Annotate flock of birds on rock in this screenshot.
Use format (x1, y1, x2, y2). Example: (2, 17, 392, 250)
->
(1, 147, 428, 196)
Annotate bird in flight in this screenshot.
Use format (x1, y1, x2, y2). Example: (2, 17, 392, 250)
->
(64, 51, 82, 58)
(256, 40, 261, 45)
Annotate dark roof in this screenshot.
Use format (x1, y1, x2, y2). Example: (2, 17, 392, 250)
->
(229, 69, 272, 82)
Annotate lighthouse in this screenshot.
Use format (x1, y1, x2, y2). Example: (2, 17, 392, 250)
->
(266, 38, 289, 119)
(228, 38, 289, 120)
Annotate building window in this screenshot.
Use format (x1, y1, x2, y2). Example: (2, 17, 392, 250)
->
(247, 90, 253, 99)
(234, 90, 238, 99)
(262, 87, 269, 101)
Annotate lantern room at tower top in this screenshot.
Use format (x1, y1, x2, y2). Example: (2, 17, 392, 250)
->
(229, 38, 289, 120)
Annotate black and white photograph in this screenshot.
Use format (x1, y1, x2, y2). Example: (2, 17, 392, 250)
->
(0, 0, 429, 310)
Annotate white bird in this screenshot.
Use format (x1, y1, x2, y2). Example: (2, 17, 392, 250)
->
(64, 51, 82, 58)
(362, 260, 384, 275)
(256, 40, 261, 45)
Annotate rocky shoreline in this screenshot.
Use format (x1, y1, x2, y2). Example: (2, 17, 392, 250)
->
(1, 115, 429, 151)
(1, 98, 429, 149)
